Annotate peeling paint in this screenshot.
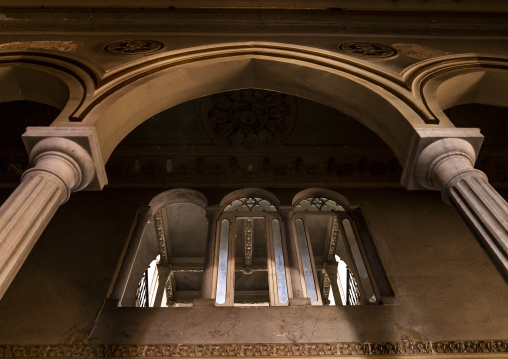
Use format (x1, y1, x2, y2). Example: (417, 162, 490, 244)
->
(392, 43, 451, 60)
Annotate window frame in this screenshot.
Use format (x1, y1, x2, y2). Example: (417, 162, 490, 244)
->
(211, 201, 293, 307)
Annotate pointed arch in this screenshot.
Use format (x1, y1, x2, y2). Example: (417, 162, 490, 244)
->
(70, 42, 434, 164)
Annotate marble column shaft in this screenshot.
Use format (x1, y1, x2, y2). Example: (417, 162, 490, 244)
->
(0, 138, 94, 300)
(416, 138, 508, 280)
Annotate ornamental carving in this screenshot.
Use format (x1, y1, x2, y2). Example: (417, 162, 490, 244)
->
(199, 90, 298, 149)
(244, 217, 253, 272)
(104, 40, 163, 55)
(337, 42, 396, 58)
(1, 341, 506, 357)
(153, 211, 169, 265)
(328, 217, 339, 261)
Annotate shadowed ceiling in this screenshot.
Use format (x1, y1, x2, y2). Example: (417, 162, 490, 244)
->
(0, 91, 507, 189)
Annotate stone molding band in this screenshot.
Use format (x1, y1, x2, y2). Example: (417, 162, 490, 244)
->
(0, 341, 506, 357)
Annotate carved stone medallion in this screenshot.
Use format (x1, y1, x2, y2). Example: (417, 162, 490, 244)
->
(199, 90, 298, 149)
(337, 42, 396, 58)
(104, 40, 164, 55)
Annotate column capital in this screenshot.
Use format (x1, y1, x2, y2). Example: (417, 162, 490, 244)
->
(22, 127, 108, 191)
(414, 137, 487, 204)
(401, 128, 483, 191)
(22, 137, 95, 202)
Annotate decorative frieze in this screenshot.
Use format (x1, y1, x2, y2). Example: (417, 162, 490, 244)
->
(0, 341, 506, 357)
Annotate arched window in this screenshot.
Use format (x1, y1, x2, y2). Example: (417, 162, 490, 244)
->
(111, 187, 391, 308)
(114, 189, 208, 307)
(212, 189, 292, 306)
(292, 189, 377, 306)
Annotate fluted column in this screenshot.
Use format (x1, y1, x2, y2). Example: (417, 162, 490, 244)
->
(0, 137, 94, 300)
(415, 138, 508, 280)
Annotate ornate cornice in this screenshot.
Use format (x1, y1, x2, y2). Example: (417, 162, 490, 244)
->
(0, 341, 506, 357)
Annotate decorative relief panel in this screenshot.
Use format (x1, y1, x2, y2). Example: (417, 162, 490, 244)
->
(199, 90, 298, 149)
(337, 42, 396, 58)
(0, 341, 506, 357)
(104, 40, 164, 55)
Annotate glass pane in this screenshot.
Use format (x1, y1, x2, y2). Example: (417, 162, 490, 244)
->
(342, 219, 377, 303)
(272, 219, 288, 304)
(295, 219, 318, 304)
(295, 197, 345, 212)
(225, 197, 276, 212)
(216, 219, 230, 304)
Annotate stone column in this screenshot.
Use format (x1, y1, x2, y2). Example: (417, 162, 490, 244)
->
(415, 138, 508, 280)
(199, 206, 220, 301)
(0, 137, 94, 300)
(154, 264, 173, 307)
(280, 207, 310, 306)
(324, 260, 344, 306)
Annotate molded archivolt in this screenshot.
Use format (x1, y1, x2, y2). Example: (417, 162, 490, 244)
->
(292, 188, 351, 211)
(0, 52, 100, 123)
(113, 189, 208, 307)
(220, 188, 280, 211)
(68, 42, 437, 165)
(148, 188, 208, 216)
(4, 46, 508, 178)
(403, 54, 508, 126)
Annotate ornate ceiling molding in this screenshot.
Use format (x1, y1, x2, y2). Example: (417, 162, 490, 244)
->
(0, 340, 506, 357)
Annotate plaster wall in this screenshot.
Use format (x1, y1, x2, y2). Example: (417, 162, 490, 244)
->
(0, 187, 506, 345)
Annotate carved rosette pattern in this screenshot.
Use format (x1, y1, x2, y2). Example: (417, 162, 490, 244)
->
(104, 40, 163, 55)
(1, 341, 506, 357)
(199, 90, 298, 149)
(337, 42, 396, 58)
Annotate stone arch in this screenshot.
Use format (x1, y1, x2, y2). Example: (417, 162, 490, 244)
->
(219, 188, 280, 211)
(149, 188, 208, 216)
(74, 42, 431, 165)
(117, 189, 209, 307)
(292, 188, 352, 211)
(403, 54, 508, 126)
(0, 51, 100, 124)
